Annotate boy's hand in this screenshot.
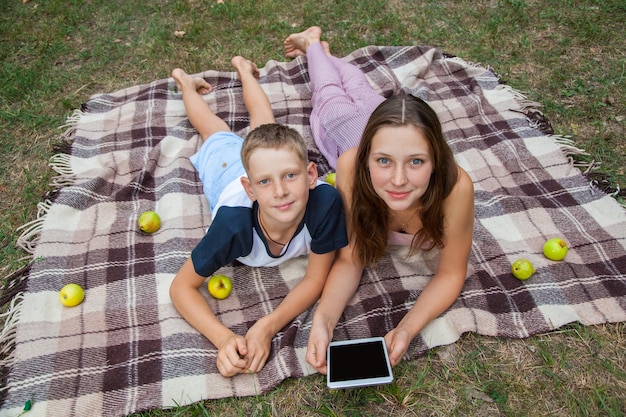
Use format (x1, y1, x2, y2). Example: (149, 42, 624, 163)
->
(243, 320, 273, 373)
(305, 321, 331, 374)
(384, 327, 411, 367)
(216, 335, 249, 377)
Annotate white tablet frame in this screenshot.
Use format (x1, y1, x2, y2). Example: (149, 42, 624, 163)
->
(326, 337, 394, 389)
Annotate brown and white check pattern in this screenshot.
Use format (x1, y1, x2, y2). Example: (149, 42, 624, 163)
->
(1, 46, 625, 416)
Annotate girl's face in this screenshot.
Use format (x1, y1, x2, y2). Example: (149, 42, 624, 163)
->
(367, 124, 434, 214)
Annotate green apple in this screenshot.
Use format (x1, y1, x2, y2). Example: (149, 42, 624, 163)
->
(208, 274, 233, 300)
(325, 172, 336, 187)
(543, 237, 568, 261)
(138, 210, 161, 233)
(59, 283, 85, 307)
(511, 259, 535, 280)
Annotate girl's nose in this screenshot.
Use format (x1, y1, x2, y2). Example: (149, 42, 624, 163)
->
(391, 166, 408, 186)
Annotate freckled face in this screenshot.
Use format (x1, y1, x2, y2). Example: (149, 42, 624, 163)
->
(368, 124, 434, 213)
(242, 147, 317, 227)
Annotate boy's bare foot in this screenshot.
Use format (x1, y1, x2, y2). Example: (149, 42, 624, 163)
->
(171, 68, 212, 94)
(284, 26, 322, 58)
(231, 56, 260, 79)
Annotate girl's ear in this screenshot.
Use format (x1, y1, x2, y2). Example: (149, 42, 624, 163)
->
(307, 161, 318, 189)
(240, 176, 257, 201)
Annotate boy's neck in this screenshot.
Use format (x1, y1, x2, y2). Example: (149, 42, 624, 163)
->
(258, 212, 289, 247)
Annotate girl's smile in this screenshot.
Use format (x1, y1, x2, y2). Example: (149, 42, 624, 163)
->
(387, 191, 411, 199)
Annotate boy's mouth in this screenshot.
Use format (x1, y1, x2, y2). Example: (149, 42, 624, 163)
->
(274, 201, 294, 210)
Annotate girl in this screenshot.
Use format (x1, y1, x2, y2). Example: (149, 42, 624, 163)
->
(284, 27, 475, 372)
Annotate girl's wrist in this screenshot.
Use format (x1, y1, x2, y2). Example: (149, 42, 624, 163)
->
(312, 310, 338, 333)
(395, 315, 424, 341)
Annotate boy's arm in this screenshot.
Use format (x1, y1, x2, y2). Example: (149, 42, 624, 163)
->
(169, 257, 249, 376)
(243, 250, 335, 373)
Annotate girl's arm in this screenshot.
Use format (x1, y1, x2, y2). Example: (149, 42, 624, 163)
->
(306, 242, 364, 374)
(385, 167, 475, 366)
(306, 148, 363, 374)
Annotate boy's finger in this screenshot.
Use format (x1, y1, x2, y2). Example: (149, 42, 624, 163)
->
(217, 356, 246, 377)
(246, 356, 262, 374)
(236, 337, 248, 357)
(225, 345, 248, 368)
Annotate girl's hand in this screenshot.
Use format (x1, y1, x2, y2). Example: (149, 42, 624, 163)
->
(306, 321, 332, 374)
(384, 327, 411, 367)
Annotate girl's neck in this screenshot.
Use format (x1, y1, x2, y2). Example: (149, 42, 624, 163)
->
(389, 209, 421, 234)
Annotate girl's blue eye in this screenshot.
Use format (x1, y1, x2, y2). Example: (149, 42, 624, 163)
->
(378, 157, 390, 165)
(410, 159, 423, 165)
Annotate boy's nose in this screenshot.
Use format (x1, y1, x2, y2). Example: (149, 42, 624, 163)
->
(274, 181, 287, 197)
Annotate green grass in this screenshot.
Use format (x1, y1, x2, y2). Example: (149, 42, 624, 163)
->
(2, 0, 625, 415)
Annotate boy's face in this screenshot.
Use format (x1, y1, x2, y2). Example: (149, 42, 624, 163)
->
(241, 146, 318, 226)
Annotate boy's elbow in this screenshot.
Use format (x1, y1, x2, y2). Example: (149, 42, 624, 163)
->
(169, 270, 191, 306)
(169, 278, 182, 305)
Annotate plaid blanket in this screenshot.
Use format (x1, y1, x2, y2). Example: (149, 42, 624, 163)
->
(1, 45, 625, 417)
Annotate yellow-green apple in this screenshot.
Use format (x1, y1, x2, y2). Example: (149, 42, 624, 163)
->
(138, 210, 161, 233)
(59, 283, 85, 307)
(207, 274, 233, 300)
(511, 259, 535, 280)
(543, 238, 568, 261)
(325, 172, 336, 187)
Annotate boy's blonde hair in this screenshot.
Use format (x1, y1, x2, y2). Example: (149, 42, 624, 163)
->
(240, 123, 309, 172)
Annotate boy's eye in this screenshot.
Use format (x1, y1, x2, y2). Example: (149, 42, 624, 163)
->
(259, 179, 269, 185)
(285, 173, 296, 179)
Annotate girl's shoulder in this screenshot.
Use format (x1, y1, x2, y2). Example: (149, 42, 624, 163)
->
(453, 165, 474, 195)
(444, 165, 475, 224)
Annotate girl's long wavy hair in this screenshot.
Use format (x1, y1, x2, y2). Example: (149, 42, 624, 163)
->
(351, 94, 458, 266)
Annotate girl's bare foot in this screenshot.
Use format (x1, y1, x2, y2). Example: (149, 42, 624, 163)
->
(321, 41, 331, 56)
(171, 68, 212, 94)
(284, 26, 322, 58)
(231, 56, 260, 79)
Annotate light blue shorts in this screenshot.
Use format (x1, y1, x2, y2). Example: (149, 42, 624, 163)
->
(189, 131, 246, 211)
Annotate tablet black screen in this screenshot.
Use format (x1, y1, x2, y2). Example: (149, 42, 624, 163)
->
(328, 340, 390, 382)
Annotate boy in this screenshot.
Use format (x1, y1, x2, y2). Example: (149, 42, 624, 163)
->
(169, 57, 347, 378)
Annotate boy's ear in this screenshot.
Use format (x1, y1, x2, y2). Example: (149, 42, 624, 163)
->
(240, 176, 257, 201)
(307, 161, 318, 189)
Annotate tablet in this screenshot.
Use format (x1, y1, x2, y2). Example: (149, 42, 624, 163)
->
(326, 337, 393, 389)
